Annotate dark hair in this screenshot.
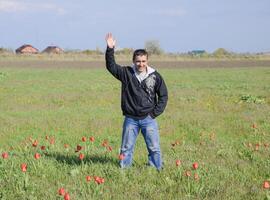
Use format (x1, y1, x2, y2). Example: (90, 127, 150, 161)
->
(132, 49, 148, 61)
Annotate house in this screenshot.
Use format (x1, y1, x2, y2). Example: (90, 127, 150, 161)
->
(188, 50, 206, 56)
(42, 46, 64, 54)
(16, 44, 39, 54)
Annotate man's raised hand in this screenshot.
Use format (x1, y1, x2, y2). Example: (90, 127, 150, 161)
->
(105, 33, 116, 48)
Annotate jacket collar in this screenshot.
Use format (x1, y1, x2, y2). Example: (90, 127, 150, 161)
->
(132, 64, 155, 76)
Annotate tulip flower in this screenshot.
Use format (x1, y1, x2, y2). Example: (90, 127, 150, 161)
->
(102, 140, 108, 147)
(94, 176, 105, 184)
(176, 160, 181, 166)
(2, 152, 8, 159)
(82, 137, 87, 142)
(89, 136, 95, 142)
(76, 145, 82, 151)
(79, 153, 85, 160)
(192, 162, 199, 170)
(34, 153, 41, 160)
(21, 163, 27, 172)
(32, 140, 38, 147)
(64, 193, 70, 200)
(263, 181, 270, 189)
(58, 188, 65, 196)
(86, 176, 91, 182)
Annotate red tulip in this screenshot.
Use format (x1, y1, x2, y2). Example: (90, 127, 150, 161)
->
(21, 163, 27, 172)
(99, 178, 105, 184)
(263, 181, 270, 189)
(82, 136, 87, 142)
(192, 162, 199, 170)
(40, 146, 46, 150)
(176, 160, 181, 166)
(34, 153, 41, 160)
(102, 140, 108, 147)
(58, 188, 65, 196)
(86, 176, 91, 182)
(32, 140, 38, 147)
(64, 193, 70, 200)
(118, 154, 125, 160)
(79, 153, 85, 160)
(2, 152, 8, 159)
(94, 176, 105, 184)
(89, 136, 95, 142)
(76, 145, 82, 151)
(64, 144, 69, 148)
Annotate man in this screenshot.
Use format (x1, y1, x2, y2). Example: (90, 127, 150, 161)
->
(105, 33, 168, 170)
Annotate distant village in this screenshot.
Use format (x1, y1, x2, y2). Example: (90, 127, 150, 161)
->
(0, 44, 269, 59)
(15, 44, 64, 54)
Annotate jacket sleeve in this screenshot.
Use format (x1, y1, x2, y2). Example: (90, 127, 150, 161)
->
(105, 47, 125, 81)
(150, 74, 168, 118)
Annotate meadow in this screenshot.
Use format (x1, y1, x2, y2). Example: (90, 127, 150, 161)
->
(0, 64, 270, 200)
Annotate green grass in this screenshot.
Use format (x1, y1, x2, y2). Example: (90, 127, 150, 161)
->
(0, 67, 270, 199)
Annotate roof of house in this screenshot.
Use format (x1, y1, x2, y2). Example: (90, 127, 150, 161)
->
(16, 44, 39, 54)
(42, 46, 64, 53)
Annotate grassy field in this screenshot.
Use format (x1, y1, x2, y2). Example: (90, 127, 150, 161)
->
(0, 66, 270, 199)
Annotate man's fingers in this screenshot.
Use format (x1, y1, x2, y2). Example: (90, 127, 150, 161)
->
(105, 33, 110, 40)
(105, 32, 116, 48)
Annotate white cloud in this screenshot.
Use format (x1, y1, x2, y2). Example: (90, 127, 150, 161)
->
(0, 0, 67, 15)
(151, 8, 187, 17)
(0, 0, 26, 12)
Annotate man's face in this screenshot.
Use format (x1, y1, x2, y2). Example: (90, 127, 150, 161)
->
(133, 55, 148, 72)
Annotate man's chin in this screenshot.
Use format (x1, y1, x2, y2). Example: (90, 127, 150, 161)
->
(137, 67, 146, 72)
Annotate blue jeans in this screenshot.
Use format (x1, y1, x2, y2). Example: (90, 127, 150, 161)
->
(120, 115, 163, 170)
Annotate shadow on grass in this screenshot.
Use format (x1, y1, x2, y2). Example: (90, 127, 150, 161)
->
(45, 152, 119, 167)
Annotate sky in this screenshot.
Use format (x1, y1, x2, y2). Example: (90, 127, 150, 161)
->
(0, 0, 269, 53)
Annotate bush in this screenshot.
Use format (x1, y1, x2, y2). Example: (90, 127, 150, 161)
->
(0, 47, 13, 54)
(115, 48, 134, 55)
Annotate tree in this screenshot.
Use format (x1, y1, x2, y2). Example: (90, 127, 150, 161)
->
(212, 48, 231, 57)
(144, 40, 164, 55)
(115, 48, 134, 55)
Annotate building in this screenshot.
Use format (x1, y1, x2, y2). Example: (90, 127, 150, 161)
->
(42, 46, 64, 54)
(16, 44, 39, 54)
(188, 50, 206, 56)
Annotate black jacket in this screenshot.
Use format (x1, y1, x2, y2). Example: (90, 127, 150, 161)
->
(105, 47, 168, 119)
